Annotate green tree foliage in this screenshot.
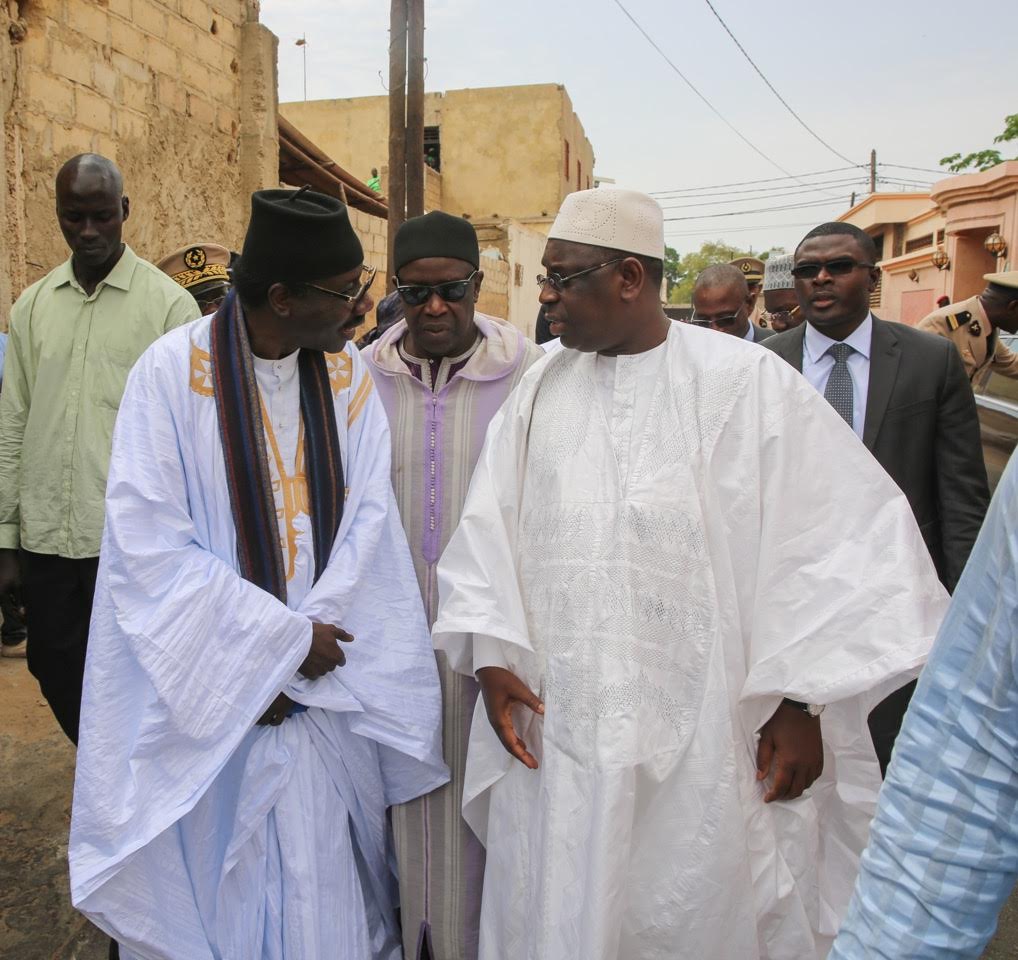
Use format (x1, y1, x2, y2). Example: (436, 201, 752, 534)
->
(940, 113, 1018, 174)
(666, 241, 785, 304)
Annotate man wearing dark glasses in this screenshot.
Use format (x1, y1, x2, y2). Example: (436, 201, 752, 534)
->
(363, 209, 543, 960)
(690, 262, 774, 341)
(765, 220, 989, 774)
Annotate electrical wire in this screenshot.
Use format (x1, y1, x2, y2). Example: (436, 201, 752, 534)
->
(663, 196, 848, 222)
(610, 0, 842, 192)
(658, 179, 870, 209)
(664, 220, 824, 237)
(649, 166, 863, 196)
(879, 162, 948, 176)
(700, 0, 858, 165)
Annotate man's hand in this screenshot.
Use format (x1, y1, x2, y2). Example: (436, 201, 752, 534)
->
(756, 701, 823, 803)
(257, 692, 295, 726)
(0, 549, 21, 598)
(299, 622, 353, 680)
(477, 666, 544, 770)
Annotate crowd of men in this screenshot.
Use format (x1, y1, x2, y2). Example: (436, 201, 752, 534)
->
(1, 152, 1018, 960)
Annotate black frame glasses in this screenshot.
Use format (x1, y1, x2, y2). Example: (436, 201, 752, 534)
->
(394, 270, 479, 306)
(760, 305, 801, 325)
(536, 257, 625, 292)
(790, 258, 875, 281)
(306, 265, 377, 304)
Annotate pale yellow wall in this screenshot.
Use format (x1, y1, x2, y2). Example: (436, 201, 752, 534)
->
(3, 0, 276, 303)
(280, 84, 596, 223)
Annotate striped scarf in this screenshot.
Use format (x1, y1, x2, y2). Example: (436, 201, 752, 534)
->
(209, 290, 344, 603)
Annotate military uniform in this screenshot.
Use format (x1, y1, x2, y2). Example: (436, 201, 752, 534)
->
(917, 294, 1018, 383)
(730, 256, 766, 327)
(157, 242, 231, 315)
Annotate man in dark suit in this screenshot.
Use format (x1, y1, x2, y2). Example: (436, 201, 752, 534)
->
(764, 221, 989, 773)
(692, 264, 774, 342)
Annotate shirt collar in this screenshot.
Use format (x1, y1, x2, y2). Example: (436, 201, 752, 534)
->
(51, 245, 138, 294)
(804, 312, 873, 363)
(742, 323, 755, 342)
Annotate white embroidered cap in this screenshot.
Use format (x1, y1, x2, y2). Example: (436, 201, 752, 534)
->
(548, 188, 664, 260)
(762, 253, 795, 291)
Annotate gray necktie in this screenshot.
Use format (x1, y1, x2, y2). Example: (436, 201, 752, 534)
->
(823, 342, 854, 427)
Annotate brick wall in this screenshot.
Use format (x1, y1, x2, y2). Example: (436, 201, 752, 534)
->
(476, 256, 509, 321)
(349, 206, 387, 333)
(3, 0, 277, 316)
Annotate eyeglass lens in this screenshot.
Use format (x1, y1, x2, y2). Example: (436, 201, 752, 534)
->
(791, 258, 871, 280)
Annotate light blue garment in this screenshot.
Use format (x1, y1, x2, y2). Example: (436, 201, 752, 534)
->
(830, 449, 1018, 959)
(802, 314, 872, 439)
(0, 330, 6, 387)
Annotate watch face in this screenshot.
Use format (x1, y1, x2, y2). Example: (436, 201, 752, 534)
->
(807, 703, 825, 718)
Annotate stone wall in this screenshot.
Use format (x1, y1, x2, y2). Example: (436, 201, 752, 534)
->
(476, 256, 509, 322)
(1, 0, 279, 327)
(349, 205, 387, 333)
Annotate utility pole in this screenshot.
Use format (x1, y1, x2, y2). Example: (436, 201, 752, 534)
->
(870, 149, 877, 194)
(386, 0, 408, 291)
(405, 0, 425, 218)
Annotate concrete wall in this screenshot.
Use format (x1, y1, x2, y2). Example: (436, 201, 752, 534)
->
(281, 83, 596, 223)
(2, 0, 279, 326)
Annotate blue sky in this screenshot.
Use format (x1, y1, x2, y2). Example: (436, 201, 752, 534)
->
(261, 0, 1017, 256)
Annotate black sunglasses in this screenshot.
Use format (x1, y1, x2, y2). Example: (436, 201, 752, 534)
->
(791, 258, 875, 281)
(690, 313, 742, 329)
(395, 270, 479, 306)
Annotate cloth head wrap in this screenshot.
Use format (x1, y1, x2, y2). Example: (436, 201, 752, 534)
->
(548, 188, 664, 260)
(394, 211, 480, 274)
(236, 187, 363, 283)
(763, 253, 795, 291)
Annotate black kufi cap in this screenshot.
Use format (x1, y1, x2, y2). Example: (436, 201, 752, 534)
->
(237, 187, 363, 283)
(394, 210, 479, 275)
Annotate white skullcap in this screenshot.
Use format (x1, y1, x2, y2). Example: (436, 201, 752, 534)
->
(762, 253, 795, 291)
(548, 188, 664, 260)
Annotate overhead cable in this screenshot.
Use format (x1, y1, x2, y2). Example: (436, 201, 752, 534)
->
(610, 0, 834, 189)
(663, 196, 847, 222)
(700, 0, 858, 165)
(649, 166, 863, 196)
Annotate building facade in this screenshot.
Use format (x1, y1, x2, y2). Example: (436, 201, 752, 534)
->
(837, 161, 1017, 324)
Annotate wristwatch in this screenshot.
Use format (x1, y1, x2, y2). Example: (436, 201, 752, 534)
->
(782, 698, 825, 718)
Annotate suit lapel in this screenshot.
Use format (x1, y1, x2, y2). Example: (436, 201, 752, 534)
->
(863, 316, 900, 449)
(784, 325, 806, 372)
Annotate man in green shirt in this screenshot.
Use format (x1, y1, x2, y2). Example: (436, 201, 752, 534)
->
(0, 154, 198, 743)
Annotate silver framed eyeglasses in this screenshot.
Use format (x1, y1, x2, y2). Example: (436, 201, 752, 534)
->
(306, 265, 377, 304)
(536, 257, 625, 292)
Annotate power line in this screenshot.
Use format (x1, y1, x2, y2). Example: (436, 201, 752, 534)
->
(649, 166, 862, 196)
(700, 0, 858, 165)
(664, 220, 825, 237)
(610, 0, 837, 191)
(664, 196, 847, 222)
(879, 162, 948, 176)
(660, 179, 870, 210)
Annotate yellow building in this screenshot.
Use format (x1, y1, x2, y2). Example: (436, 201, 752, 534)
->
(837, 161, 1018, 325)
(280, 83, 596, 226)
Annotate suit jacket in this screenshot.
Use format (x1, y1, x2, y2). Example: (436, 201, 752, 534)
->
(750, 323, 775, 342)
(763, 316, 989, 591)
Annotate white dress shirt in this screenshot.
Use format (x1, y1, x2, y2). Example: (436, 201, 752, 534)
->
(802, 313, 873, 439)
(743, 323, 756, 343)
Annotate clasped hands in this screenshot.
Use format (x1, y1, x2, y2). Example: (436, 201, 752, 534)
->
(256, 621, 353, 726)
(477, 666, 823, 801)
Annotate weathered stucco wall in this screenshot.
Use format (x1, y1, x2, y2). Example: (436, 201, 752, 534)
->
(281, 83, 596, 224)
(2, 0, 279, 321)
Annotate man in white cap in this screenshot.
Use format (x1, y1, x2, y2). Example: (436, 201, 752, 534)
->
(432, 188, 949, 959)
(760, 252, 803, 333)
(917, 270, 1018, 382)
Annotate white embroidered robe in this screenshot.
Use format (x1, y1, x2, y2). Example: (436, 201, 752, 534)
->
(433, 321, 948, 960)
(69, 317, 448, 960)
